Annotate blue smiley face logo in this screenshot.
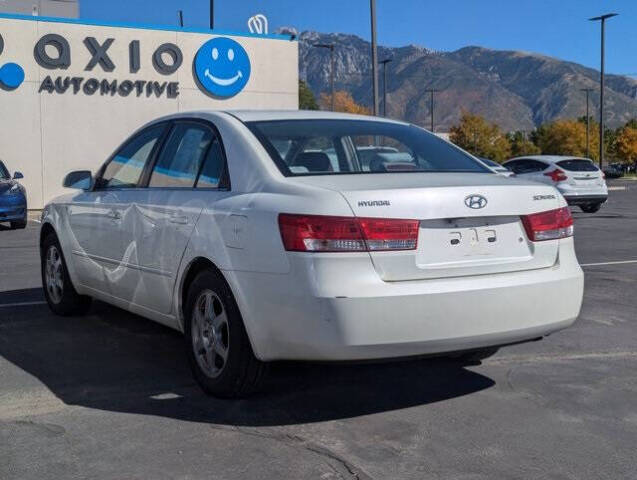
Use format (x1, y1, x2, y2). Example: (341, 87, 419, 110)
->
(194, 37, 250, 98)
(0, 62, 25, 90)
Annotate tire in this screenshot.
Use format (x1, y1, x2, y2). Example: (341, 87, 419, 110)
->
(10, 219, 27, 229)
(184, 269, 267, 398)
(580, 203, 602, 213)
(41, 233, 92, 316)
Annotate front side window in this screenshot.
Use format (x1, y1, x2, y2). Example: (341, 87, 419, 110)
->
(100, 124, 166, 188)
(247, 120, 489, 176)
(149, 123, 213, 188)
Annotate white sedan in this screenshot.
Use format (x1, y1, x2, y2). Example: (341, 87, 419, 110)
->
(40, 111, 584, 397)
(503, 155, 608, 213)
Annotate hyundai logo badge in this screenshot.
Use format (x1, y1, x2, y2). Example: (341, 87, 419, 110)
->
(465, 194, 487, 209)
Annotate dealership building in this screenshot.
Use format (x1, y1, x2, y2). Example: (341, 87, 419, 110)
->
(0, 13, 298, 208)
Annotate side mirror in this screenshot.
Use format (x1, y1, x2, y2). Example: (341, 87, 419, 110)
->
(63, 170, 93, 190)
(13, 171, 23, 180)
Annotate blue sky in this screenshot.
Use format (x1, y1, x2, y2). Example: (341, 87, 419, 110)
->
(80, 0, 636, 75)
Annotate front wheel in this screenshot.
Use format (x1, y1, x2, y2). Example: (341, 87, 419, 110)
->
(41, 234, 92, 316)
(184, 270, 267, 398)
(580, 203, 602, 213)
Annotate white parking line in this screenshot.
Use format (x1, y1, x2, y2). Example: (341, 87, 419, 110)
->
(581, 260, 637, 267)
(0, 301, 47, 308)
(608, 186, 627, 191)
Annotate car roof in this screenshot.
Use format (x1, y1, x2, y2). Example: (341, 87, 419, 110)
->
(223, 110, 410, 124)
(505, 155, 592, 164)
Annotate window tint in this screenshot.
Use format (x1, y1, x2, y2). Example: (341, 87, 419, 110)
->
(149, 123, 213, 188)
(503, 160, 521, 173)
(557, 159, 598, 172)
(247, 120, 488, 176)
(527, 160, 548, 172)
(101, 124, 165, 188)
(506, 159, 546, 174)
(196, 137, 225, 189)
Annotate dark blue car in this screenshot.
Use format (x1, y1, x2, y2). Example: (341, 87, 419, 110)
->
(0, 160, 27, 229)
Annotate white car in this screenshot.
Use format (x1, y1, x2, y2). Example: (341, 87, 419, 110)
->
(40, 111, 584, 397)
(503, 155, 608, 213)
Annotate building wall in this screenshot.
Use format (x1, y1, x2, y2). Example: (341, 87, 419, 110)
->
(0, 0, 79, 18)
(0, 15, 298, 208)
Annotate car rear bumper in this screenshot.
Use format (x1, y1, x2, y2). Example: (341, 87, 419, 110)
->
(228, 238, 584, 361)
(562, 194, 608, 206)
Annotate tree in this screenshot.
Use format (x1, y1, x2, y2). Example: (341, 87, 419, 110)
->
(534, 119, 599, 160)
(624, 118, 637, 130)
(319, 91, 370, 115)
(299, 80, 318, 110)
(506, 131, 541, 157)
(449, 112, 511, 161)
(615, 125, 637, 163)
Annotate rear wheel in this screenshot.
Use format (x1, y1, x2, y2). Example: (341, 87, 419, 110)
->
(580, 203, 602, 213)
(41, 234, 92, 316)
(184, 269, 267, 398)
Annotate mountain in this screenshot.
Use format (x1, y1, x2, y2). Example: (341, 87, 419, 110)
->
(293, 30, 637, 132)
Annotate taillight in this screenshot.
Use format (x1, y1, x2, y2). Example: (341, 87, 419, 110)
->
(521, 207, 573, 242)
(278, 214, 419, 252)
(544, 169, 568, 182)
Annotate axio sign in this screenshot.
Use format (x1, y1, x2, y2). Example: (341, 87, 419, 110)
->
(0, 31, 251, 99)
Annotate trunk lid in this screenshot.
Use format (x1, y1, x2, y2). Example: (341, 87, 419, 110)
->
(293, 173, 562, 281)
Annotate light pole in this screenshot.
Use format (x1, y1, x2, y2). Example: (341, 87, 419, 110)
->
(370, 0, 379, 116)
(313, 43, 335, 111)
(380, 58, 392, 117)
(425, 89, 439, 132)
(210, 0, 214, 29)
(580, 88, 594, 159)
(589, 13, 618, 169)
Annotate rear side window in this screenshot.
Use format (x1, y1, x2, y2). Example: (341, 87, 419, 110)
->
(149, 123, 213, 188)
(101, 124, 166, 188)
(506, 159, 547, 174)
(196, 138, 225, 189)
(247, 119, 488, 176)
(557, 159, 598, 172)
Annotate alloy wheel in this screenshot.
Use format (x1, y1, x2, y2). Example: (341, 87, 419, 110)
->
(191, 290, 230, 378)
(45, 245, 64, 304)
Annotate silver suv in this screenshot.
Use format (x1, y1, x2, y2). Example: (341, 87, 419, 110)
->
(503, 155, 608, 213)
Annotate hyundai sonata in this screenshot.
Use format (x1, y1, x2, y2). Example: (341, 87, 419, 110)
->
(40, 111, 584, 397)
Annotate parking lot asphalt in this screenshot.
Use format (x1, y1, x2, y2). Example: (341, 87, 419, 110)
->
(1, 180, 636, 480)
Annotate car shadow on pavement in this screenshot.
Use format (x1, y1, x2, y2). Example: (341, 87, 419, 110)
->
(0, 291, 495, 426)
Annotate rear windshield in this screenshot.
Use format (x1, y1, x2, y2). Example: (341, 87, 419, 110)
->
(0, 162, 9, 180)
(246, 119, 490, 176)
(557, 159, 599, 172)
